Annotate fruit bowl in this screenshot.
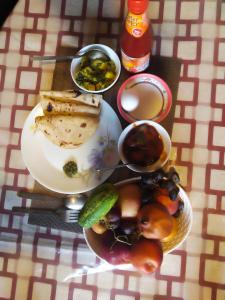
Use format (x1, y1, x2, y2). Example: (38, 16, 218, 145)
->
(83, 177, 192, 269)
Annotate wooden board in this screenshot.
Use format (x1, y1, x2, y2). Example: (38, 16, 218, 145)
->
(52, 47, 182, 183)
(28, 48, 181, 231)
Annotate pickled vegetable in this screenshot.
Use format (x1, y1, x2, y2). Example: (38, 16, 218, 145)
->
(75, 56, 116, 91)
(63, 161, 78, 177)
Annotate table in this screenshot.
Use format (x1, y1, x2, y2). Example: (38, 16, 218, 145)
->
(0, 1, 225, 299)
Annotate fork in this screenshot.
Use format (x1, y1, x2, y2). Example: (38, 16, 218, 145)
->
(12, 207, 79, 223)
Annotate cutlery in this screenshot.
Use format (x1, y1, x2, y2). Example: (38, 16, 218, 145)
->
(17, 191, 86, 210)
(12, 207, 79, 223)
(31, 49, 109, 62)
(63, 194, 87, 210)
(95, 163, 134, 173)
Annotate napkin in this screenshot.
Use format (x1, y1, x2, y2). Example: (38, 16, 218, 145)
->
(28, 213, 83, 233)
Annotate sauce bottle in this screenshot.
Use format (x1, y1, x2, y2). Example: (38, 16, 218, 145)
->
(120, 0, 152, 73)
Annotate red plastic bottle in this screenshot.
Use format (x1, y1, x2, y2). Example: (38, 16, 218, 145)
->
(120, 0, 152, 73)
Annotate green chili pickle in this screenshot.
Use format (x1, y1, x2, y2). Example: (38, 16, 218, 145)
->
(63, 161, 78, 178)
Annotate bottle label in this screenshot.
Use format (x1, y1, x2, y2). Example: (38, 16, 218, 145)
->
(121, 50, 150, 73)
(125, 12, 148, 38)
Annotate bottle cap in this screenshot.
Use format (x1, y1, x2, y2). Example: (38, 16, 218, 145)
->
(128, 0, 148, 14)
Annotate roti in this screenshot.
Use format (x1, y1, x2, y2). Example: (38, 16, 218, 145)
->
(35, 114, 99, 148)
(40, 96, 100, 116)
(39, 90, 102, 107)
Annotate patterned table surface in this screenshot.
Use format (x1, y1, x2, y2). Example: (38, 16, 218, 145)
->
(0, 1, 225, 299)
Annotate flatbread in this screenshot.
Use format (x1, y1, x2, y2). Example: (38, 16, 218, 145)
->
(35, 114, 99, 148)
(40, 96, 100, 116)
(39, 90, 101, 107)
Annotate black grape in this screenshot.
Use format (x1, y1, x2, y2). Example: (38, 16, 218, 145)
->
(169, 186, 179, 200)
(119, 218, 137, 235)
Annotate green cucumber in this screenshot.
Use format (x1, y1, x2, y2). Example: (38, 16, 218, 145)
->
(78, 183, 119, 228)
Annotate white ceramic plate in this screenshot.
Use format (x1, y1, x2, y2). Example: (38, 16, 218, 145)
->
(84, 177, 192, 270)
(21, 100, 122, 194)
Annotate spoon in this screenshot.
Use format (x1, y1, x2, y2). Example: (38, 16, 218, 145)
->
(96, 163, 134, 173)
(64, 194, 87, 210)
(31, 49, 109, 62)
(17, 191, 87, 210)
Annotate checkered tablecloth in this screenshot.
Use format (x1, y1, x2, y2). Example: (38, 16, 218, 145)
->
(0, 1, 225, 299)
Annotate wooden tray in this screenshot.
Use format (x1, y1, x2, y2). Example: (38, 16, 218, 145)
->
(28, 47, 181, 232)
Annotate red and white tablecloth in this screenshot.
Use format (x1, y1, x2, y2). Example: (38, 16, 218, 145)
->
(0, 0, 225, 299)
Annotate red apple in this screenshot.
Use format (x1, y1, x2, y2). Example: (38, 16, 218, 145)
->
(131, 238, 163, 274)
(102, 242, 132, 265)
(137, 202, 173, 239)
